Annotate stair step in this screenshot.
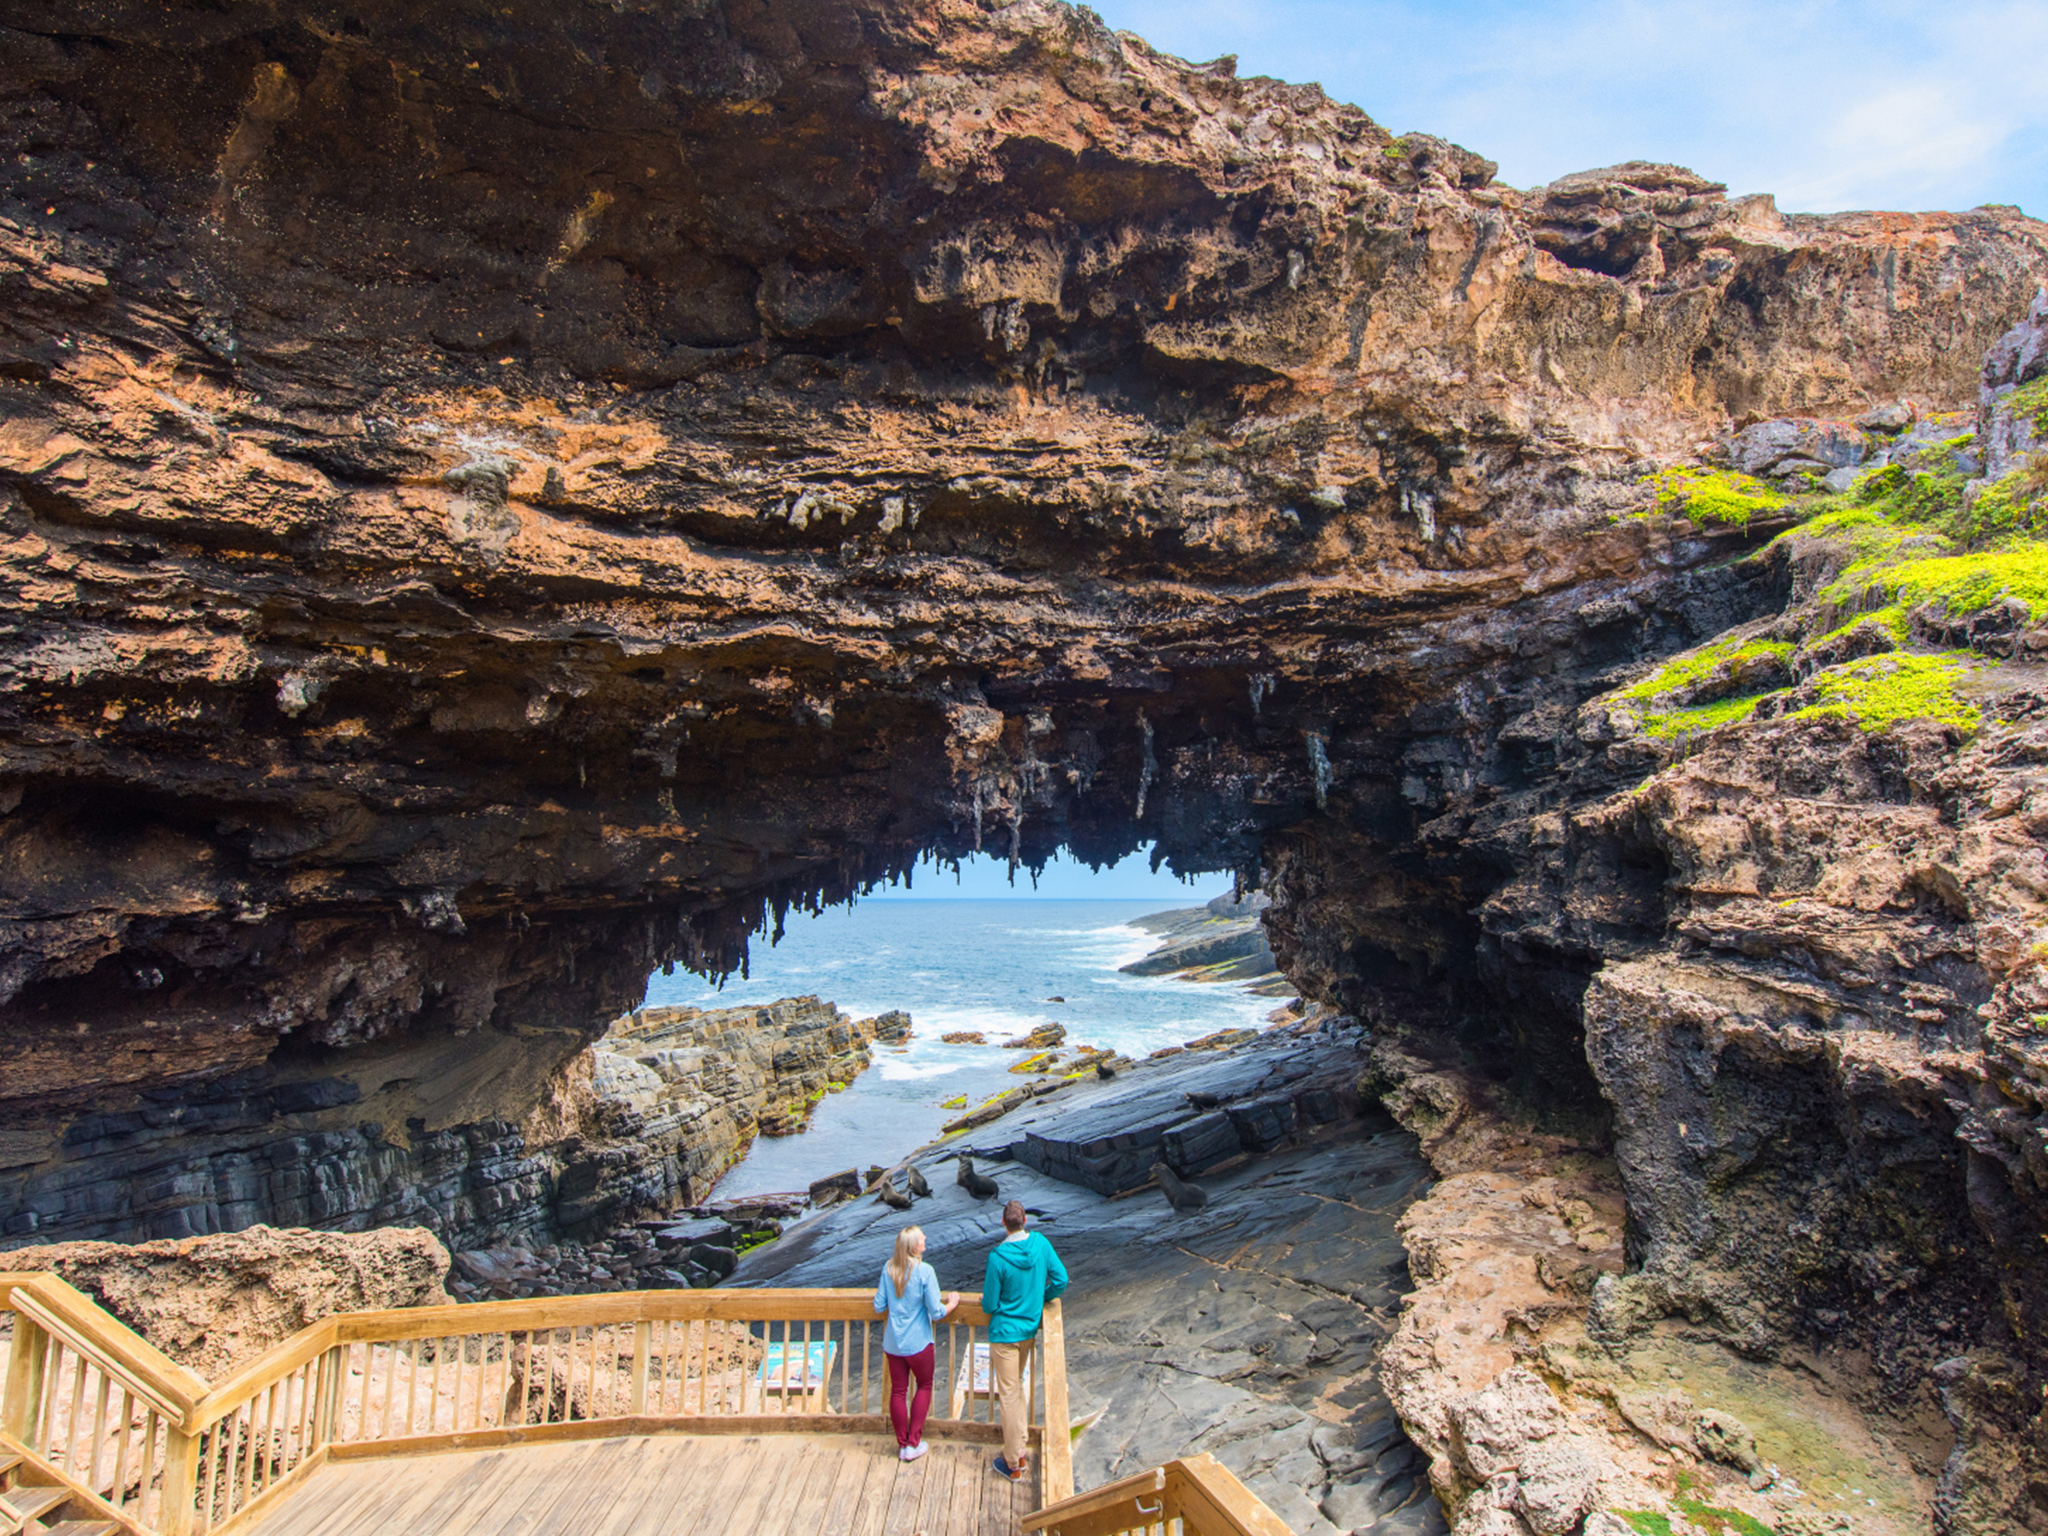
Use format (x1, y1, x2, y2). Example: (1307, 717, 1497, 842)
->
(45, 1523, 123, 1536)
(3, 1486, 71, 1521)
(0, 1451, 22, 1479)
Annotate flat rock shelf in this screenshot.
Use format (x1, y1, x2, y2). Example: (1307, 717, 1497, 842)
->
(733, 1027, 1444, 1536)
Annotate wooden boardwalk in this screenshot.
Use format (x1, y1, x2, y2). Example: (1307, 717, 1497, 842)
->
(241, 1433, 1040, 1536)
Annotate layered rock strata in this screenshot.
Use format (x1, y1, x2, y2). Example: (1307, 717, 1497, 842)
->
(563, 994, 905, 1227)
(4, 0, 2044, 1244)
(1121, 889, 1286, 988)
(0, 991, 891, 1250)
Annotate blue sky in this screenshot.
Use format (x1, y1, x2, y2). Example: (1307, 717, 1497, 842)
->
(873, 847, 1225, 900)
(1089, 0, 2048, 217)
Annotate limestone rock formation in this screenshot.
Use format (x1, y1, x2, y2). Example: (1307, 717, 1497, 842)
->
(0, 1226, 449, 1376)
(535, 993, 898, 1233)
(1120, 891, 1282, 983)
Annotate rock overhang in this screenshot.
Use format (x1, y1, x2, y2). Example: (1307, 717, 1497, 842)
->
(1, 0, 2046, 1267)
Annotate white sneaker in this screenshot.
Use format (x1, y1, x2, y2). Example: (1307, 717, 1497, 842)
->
(898, 1446, 911, 1461)
(903, 1441, 928, 1462)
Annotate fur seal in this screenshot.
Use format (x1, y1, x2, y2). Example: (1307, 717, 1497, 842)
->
(876, 1174, 913, 1210)
(1095, 1060, 1117, 1081)
(1185, 1090, 1221, 1109)
(957, 1155, 1000, 1200)
(905, 1165, 932, 1199)
(1149, 1161, 1209, 1213)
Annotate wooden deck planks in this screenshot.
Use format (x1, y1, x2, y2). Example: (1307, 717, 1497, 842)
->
(242, 1432, 1026, 1536)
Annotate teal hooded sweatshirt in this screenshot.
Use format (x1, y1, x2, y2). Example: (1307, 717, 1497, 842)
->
(980, 1231, 1069, 1343)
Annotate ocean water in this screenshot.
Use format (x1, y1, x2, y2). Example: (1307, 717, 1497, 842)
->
(636, 899, 1285, 1198)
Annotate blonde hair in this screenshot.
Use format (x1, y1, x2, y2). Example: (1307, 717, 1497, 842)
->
(887, 1226, 925, 1298)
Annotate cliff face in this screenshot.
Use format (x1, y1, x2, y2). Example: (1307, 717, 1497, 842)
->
(5, 1, 2048, 1529)
(564, 994, 906, 1229)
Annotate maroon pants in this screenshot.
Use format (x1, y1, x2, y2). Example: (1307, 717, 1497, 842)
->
(886, 1345, 936, 1448)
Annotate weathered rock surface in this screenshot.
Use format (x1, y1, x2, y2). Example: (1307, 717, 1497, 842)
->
(0, 991, 885, 1252)
(573, 993, 893, 1220)
(1120, 890, 1284, 985)
(3, 0, 2044, 1254)
(0, 1225, 448, 1376)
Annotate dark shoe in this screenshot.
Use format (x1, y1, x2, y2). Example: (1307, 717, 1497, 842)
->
(992, 1455, 1025, 1482)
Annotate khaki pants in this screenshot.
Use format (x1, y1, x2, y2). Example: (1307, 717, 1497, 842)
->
(989, 1337, 1033, 1467)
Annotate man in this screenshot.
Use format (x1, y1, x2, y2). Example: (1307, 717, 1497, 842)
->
(980, 1197, 1068, 1482)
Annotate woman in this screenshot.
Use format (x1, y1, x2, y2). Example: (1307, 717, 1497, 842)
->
(872, 1224, 958, 1460)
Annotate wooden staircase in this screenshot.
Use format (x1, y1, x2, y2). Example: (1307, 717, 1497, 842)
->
(0, 1450, 122, 1536)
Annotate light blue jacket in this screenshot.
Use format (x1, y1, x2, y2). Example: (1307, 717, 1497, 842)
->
(874, 1259, 946, 1356)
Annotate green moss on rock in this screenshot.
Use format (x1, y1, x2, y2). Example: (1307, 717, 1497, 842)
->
(1646, 467, 1790, 528)
(1792, 652, 1983, 734)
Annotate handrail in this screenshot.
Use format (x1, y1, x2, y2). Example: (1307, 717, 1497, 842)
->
(0, 1427, 153, 1535)
(3, 1274, 1073, 1535)
(1, 1274, 209, 1428)
(1024, 1453, 1294, 1536)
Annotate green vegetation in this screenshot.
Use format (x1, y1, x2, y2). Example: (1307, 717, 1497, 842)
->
(1962, 455, 2048, 545)
(1645, 467, 1790, 528)
(939, 1094, 968, 1110)
(1617, 1514, 1675, 1536)
(1792, 652, 1983, 733)
(1621, 636, 1793, 706)
(1668, 1473, 1776, 1536)
(2008, 374, 2048, 437)
(1607, 426, 2046, 745)
(734, 1230, 776, 1254)
(1818, 538, 2048, 635)
(1636, 693, 1777, 738)
(1619, 635, 1793, 738)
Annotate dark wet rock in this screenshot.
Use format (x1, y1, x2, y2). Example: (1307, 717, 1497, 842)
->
(686, 1243, 739, 1279)
(649, 1216, 734, 1249)
(1000, 1033, 1361, 1195)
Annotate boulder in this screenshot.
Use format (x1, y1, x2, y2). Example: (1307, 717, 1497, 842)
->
(1000, 1023, 1067, 1049)
(1728, 418, 1870, 477)
(1, 1226, 450, 1376)
(807, 1168, 862, 1207)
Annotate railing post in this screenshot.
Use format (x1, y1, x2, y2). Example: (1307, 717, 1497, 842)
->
(629, 1322, 651, 1416)
(1039, 1299, 1073, 1502)
(2, 1312, 50, 1447)
(157, 1422, 203, 1536)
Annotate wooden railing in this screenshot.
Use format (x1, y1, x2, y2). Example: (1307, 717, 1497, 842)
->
(1, 1274, 1072, 1535)
(1024, 1455, 1294, 1536)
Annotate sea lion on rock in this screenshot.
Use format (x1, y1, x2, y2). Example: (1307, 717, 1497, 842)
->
(1149, 1162, 1209, 1213)
(906, 1165, 932, 1198)
(957, 1155, 1000, 1200)
(876, 1175, 913, 1211)
(1185, 1090, 1222, 1109)
(1095, 1061, 1117, 1081)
